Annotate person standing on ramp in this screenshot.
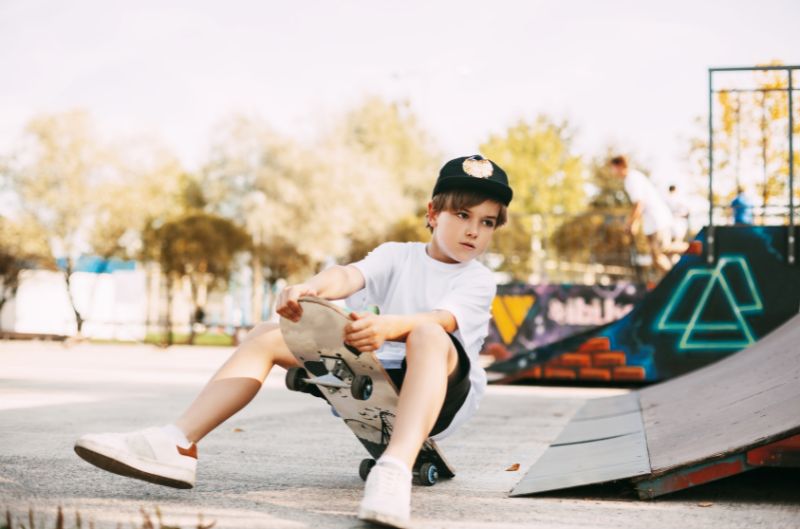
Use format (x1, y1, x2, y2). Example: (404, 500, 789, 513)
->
(610, 155, 675, 274)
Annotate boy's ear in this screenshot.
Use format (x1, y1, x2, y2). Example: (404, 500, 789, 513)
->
(426, 201, 438, 228)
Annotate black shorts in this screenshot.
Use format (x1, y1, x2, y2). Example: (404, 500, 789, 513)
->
(386, 333, 472, 437)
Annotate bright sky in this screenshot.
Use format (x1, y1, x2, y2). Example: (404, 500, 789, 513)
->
(1, 0, 798, 195)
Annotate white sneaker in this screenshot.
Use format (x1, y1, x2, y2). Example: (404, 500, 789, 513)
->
(74, 427, 197, 489)
(358, 461, 412, 528)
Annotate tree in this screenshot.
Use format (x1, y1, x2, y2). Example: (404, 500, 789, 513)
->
(4, 111, 115, 334)
(89, 137, 188, 261)
(480, 117, 587, 215)
(0, 217, 51, 327)
(203, 100, 441, 322)
(479, 116, 588, 278)
(318, 96, 442, 264)
(4, 111, 189, 336)
(751, 65, 791, 215)
(142, 212, 251, 345)
(553, 151, 651, 272)
(345, 213, 431, 264)
(329, 96, 441, 205)
(687, 62, 797, 220)
(201, 115, 340, 322)
(487, 213, 534, 282)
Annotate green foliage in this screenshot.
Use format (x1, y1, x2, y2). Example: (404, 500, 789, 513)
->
(143, 331, 235, 347)
(332, 96, 441, 205)
(142, 212, 251, 290)
(142, 212, 251, 343)
(688, 61, 798, 213)
(480, 116, 587, 216)
(4, 110, 120, 332)
(318, 97, 441, 263)
(3, 111, 189, 333)
(201, 115, 340, 267)
(89, 141, 188, 260)
(551, 151, 649, 268)
(477, 116, 588, 278)
(0, 219, 39, 327)
(586, 149, 633, 209)
(345, 212, 430, 263)
(551, 212, 632, 266)
(202, 99, 441, 285)
(488, 214, 533, 282)
(254, 236, 315, 284)
(7, 110, 107, 265)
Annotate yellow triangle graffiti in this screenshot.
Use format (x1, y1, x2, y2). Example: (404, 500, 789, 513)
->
(491, 295, 535, 345)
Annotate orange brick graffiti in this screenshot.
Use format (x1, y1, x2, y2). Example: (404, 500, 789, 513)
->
(488, 336, 647, 382)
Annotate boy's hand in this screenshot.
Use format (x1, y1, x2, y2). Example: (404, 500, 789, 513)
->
(276, 283, 318, 322)
(344, 312, 393, 353)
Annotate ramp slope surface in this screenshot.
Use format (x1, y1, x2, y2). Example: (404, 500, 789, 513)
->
(512, 313, 800, 498)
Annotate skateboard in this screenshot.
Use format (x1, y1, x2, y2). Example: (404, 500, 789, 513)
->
(279, 296, 455, 486)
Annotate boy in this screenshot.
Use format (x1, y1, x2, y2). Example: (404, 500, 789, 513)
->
(74, 154, 512, 528)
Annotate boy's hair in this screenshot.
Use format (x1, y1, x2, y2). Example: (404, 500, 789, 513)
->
(426, 188, 508, 232)
(609, 155, 628, 168)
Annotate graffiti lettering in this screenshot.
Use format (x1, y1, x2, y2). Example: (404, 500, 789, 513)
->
(548, 298, 634, 326)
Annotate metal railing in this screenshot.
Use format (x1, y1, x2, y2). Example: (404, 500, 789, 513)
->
(708, 65, 799, 265)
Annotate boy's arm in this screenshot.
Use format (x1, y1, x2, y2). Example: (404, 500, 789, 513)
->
(277, 264, 365, 322)
(344, 310, 457, 352)
(307, 264, 365, 299)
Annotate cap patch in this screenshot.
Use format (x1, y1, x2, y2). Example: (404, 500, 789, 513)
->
(463, 156, 494, 178)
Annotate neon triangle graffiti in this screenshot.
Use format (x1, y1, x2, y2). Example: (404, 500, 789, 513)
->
(656, 256, 763, 351)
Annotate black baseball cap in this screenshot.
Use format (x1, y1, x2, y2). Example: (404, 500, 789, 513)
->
(432, 155, 513, 206)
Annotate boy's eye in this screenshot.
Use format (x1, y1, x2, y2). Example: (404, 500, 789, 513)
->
(457, 211, 469, 219)
(483, 219, 496, 228)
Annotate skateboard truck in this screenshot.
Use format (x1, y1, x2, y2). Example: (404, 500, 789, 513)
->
(286, 364, 374, 400)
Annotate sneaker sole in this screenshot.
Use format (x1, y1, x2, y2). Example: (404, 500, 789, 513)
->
(74, 445, 193, 489)
(357, 508, 409, 529)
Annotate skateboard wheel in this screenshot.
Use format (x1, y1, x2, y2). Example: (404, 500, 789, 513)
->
(359, 458, 376, 481)
(351, 375, 373, 400)
(285, 367, 309, 392)
(417, 462, 439, 486)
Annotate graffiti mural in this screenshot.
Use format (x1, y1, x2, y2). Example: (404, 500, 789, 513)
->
(656, 256, 764, 351)
(483, 283, 647, 361)
(488, 226, 800, 384)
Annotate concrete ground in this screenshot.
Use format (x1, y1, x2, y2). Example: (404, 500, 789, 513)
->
(0, 341, 798, 529)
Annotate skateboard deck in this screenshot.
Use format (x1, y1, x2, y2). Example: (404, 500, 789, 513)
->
(280, 296, 455, 485)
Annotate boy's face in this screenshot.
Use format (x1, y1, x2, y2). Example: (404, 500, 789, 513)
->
(427, 199, 501, 264)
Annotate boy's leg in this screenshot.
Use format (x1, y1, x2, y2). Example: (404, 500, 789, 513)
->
(175, 322, 299, 443)
(358, 322, 459, 528)
(382, 321, 459, 468)
(647, 232, 673, 274)
(74, 322, 299, 487)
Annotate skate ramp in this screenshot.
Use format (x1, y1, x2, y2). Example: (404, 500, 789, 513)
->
(512, 313, 800, 498)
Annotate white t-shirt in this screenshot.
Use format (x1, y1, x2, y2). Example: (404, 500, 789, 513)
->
(624, 170, 674, 235)
(346, 241, 496, 440)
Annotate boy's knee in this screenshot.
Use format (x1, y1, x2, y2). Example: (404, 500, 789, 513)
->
(406, 322, 450, 351)
(242, 322, 281, 348)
